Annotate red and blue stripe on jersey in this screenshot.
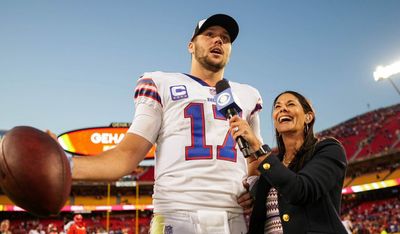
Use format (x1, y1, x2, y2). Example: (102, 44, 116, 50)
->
(134, 77, 162, 106)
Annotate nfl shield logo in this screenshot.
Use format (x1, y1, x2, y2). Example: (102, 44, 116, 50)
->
(209, 88, 216, 95)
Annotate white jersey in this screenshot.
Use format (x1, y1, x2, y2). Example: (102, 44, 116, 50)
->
(128, 71, 263, 213)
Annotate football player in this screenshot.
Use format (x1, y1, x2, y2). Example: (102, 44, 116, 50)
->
(71, 14, 263, 234)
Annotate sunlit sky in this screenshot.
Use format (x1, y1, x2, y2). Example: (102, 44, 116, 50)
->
(1, 1, 400, 145)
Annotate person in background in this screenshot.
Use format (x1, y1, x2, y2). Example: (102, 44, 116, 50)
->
(47, 223, 58, 234)
(229, 90, 348, 233)
(67, 214, 86, 234)
(28, 223, 44, 234)
(342, 214, 354, 234)
(0, 219, 12, 234)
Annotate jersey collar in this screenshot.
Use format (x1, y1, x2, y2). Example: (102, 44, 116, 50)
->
(183, 73, 228, 87)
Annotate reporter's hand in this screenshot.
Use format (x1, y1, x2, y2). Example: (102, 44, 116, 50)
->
(229, 116, 261, 151)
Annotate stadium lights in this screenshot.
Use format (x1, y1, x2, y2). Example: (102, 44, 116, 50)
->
(373, 60, 400, 95)
(373, 60, 400, 81)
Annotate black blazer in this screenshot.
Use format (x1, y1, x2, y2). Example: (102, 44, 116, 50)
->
(248, 138, 348, 234)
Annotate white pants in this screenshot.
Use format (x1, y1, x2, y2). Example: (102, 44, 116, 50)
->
(150, 210, 247, 234)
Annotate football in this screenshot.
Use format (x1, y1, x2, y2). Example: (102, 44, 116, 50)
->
(0, 126, 71, 216)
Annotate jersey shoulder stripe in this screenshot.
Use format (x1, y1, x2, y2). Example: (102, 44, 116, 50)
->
(251, 99, 263, 115)
(134, 77, 162, 106)
(229, 81, 263, 115)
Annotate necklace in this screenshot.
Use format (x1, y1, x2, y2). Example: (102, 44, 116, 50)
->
(283, 155, 293, 166)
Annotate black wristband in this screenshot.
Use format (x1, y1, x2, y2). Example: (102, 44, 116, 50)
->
(254, 144, 272, 158)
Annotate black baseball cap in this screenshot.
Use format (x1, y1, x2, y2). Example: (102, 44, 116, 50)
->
(191, 14, 239, 43)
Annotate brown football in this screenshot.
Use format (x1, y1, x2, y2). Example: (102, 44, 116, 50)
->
(0, 126, 71, 216)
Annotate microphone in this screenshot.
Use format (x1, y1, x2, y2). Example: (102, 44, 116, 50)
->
(215, 80, 251, 157)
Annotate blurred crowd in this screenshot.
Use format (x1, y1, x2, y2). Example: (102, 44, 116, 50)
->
(341, 197, 400, 234)
(0, 213, 150, 234)
(319, 104, 400, 160)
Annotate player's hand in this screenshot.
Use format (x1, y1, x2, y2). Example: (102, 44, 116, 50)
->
(46, 130, 58, 142)
(46, 129, 73, 171)
(237, 180, 253, 215)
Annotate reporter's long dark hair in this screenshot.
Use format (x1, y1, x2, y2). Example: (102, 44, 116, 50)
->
(274, 91, 318, 172)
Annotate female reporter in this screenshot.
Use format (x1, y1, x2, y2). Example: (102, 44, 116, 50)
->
(230, 90, 348, 234)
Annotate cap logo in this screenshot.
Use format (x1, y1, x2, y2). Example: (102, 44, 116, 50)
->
(198, 19, 206, 28)
(217, 93, 231, 106)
